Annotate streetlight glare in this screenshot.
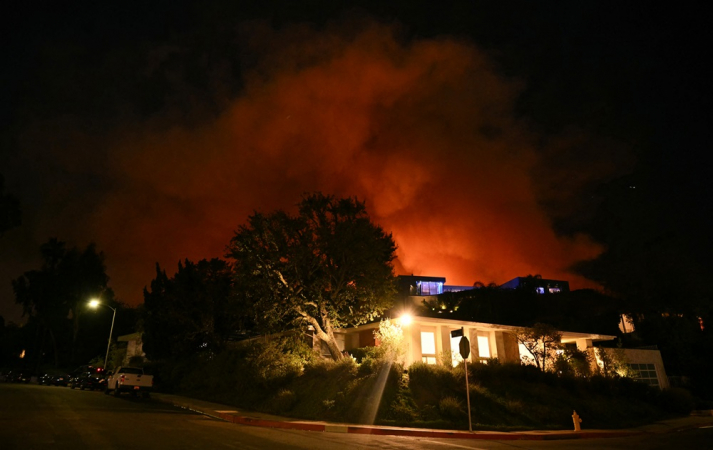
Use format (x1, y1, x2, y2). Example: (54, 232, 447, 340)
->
(399, 313, 413, 326)
(89, 299, 100, 308)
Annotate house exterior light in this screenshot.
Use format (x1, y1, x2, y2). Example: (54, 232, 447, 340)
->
(399, 313, 412, 326)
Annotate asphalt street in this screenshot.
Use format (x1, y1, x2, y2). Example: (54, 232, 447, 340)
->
(2, 383, 712, 450)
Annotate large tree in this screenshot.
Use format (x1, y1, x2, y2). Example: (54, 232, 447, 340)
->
(227, 193, 397, 360)
(142, 258, 235, 360)
(12, 238, 113, 367)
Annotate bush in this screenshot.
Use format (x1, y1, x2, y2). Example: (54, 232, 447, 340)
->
(658, 388, 695, 415)
(348, 347, 370, 363)
(409, 362, 457, 389)
(245, 337, 313, 388)
(439, 396, 464, 420)
(266, 389, 297, 413)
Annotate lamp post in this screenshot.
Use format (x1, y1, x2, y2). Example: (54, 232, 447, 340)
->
(89, 299, 116, 371)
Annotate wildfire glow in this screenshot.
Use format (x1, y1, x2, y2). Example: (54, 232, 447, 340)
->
(17, 19, 616, 308)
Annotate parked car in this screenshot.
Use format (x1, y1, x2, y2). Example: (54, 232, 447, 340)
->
(68, 365, 106, 390)
(105, 366, 153, 398)
(52, 373, 70, 386)
(39, 373, 54, 385)
(7, 370, 32, 383)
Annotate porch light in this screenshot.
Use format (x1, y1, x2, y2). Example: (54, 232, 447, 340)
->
(399, 313, 412, 326)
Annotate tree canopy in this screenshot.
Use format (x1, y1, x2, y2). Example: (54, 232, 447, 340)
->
(227, 193, 397, 360)
(142, 258, 236, 360)
(12, 238, 114, 367)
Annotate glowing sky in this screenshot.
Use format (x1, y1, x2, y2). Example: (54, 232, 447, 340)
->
(1, 19, 629, 318)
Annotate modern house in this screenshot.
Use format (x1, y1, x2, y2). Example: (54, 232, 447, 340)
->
(499, 275, 570, 294)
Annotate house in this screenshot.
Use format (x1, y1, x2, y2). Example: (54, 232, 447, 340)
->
(336, 315, 669, 388)
(117, 332, 146, 365)
(332, 274, 669, 389)
(500, 275, 570, 294)
(341, 314, 614, 365)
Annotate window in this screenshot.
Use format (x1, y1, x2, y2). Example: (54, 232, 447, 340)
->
(519, 343, 535, 365)
(628, 363, 659, 388)
(418, 281, 443, 295)
(421, 331, 436, 364)
(477, 334, 490, 358)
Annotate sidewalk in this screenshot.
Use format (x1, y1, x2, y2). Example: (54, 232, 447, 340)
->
(153, 393, 713, 441)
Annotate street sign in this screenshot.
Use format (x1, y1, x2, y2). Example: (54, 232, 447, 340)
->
(459, 336, 470, 359)
(450, 328, 463, 338)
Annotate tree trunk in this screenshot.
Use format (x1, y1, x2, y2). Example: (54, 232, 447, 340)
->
(321, 307, 344, 361)
(323, 333, 343, 360)
(302, 311, 344, 361)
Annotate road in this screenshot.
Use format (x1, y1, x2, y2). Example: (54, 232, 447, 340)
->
(1, 383, 711, 450)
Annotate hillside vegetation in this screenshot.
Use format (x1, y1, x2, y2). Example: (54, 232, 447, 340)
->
(147, 338, 693, 431)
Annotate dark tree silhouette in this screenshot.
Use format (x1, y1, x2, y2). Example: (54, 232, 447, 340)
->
(12, 238, 113, 367)
(142, 258, 235, 360)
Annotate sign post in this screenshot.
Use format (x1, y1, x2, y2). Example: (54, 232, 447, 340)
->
(452, 327, 473, 432)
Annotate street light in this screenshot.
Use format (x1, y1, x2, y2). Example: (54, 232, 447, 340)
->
(88, 299, 116, 371)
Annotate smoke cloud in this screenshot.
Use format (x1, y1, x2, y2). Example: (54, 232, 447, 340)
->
(5, 19, 613, 310)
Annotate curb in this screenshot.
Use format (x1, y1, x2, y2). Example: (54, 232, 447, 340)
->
(156, 395, 647, 441)
(215, 411, 645, 440)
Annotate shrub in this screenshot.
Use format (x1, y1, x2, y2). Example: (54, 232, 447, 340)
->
(266, 389, 297, 413)
(358, 355, 382, 376)
(389, 397, 420, 422)
(373, 319, 407, 364)
(658, 388, 695, 415)
(348, 347, 370, 363)
(304, 357, 333, 377)
(409, 361, 456, 388)
(245, 337, 312, 388)
(439, 396, 464, 420)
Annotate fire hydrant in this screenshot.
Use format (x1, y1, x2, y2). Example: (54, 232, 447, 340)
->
(572, 410, 582, 431)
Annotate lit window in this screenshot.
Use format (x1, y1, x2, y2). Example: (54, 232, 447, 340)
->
(418, 281, 444, 296)
(421, 332, 435, 354)
(628, 363, 660, 388)
(519, 343, 535, 365)
(536, 287, 545, 294)
(421, 331, 436, 364)
(477, 335, 490, 358)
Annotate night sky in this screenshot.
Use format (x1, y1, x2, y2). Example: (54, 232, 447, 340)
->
(2, 2, 711, 322)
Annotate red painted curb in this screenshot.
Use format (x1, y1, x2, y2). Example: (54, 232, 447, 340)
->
(229, 415, 326, 432)
(217, 411, 644, 440)
(160, 398, 695, 442)
(347, 427, 542, 440)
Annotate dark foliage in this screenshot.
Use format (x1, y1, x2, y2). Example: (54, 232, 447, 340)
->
(227, 193, 397, 360)
(10, 239, 121, 368)
(142, 258, 236, 360)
